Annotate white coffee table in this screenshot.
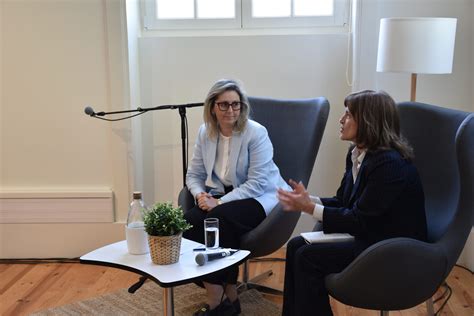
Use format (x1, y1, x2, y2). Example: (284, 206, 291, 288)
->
(80, 238, 250, 316)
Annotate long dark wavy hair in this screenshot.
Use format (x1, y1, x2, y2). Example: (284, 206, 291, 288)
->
(345, 90, 414, 160)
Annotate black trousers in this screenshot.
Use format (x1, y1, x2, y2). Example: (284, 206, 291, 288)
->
(183, 198, 266, 285)
(282, 236, 357, 316)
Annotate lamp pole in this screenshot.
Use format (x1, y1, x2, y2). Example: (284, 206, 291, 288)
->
(410, 73, 417, 102)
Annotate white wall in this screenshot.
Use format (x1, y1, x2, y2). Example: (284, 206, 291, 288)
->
(137, 0, 474, 243)
(0, 0, 131, 258)
(1, 0, 472, 261)
(356, 0, 473, 111)
(355, 0, 473, 269)
(137, 33, 352, 235)
(137, 0, 473, 267)
(125, 0, 145, 195)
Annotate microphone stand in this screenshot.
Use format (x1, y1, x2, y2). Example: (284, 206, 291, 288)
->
(85, 102, 204, 187)
(86, 102, 204, 294)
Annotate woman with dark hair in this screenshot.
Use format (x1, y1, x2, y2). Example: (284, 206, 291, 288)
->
(184, 79, 290, 316)
(278, 90, 427, 316)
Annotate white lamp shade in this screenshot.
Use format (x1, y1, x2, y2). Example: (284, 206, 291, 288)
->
(376, 17, 457, 74)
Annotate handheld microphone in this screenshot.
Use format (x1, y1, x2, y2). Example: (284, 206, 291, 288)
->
(195, 249, 238, 266)
(84, 106, 95, 116)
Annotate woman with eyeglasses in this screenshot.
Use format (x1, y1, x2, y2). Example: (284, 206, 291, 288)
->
(183, 79, 290, 316)
(277, 90, 427, 316)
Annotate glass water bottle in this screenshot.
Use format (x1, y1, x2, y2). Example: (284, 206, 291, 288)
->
(125, 192, 149, 254)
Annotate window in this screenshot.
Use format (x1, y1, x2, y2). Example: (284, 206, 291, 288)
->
(143, 0, 349, 30)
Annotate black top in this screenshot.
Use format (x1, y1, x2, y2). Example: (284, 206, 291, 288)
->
(321, 149, 427, 252)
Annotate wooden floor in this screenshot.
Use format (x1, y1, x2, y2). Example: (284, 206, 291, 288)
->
(1, 248, 472, 316)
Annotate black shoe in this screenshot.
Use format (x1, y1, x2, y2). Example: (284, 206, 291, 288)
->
(193, 301, 236, 316)
(193, 304, 212, 316)
(223, 298, 241, 314)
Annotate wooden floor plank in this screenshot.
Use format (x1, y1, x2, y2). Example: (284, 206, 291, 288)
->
(1, 264, 64, 315)
(443, 267, 473, 316)
(0, 265, 35, 295)
(14, 264, 75, 315)
(0, 250, 472, 316)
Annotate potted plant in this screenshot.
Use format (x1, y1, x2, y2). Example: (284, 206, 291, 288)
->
(143, 202, 192, 265)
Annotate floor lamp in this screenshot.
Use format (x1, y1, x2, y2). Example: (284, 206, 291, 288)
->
(376, 17, 457, 102)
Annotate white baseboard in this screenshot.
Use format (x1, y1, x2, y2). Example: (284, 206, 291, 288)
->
(0, 189, 114, 223)
(457, 227, 474, 272)
(0, 222, 126, 258)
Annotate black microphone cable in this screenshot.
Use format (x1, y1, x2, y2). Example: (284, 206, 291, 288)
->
(89, 112, 147, 121)
(84, 107, 149, 121)
(434, 281, 452, 315)
(185, 114, 189, 172)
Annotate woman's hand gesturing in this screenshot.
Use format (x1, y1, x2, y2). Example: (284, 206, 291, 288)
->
(277, 179, 315, 215)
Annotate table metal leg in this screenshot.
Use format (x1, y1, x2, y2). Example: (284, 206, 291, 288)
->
(163, 287, 174, 316)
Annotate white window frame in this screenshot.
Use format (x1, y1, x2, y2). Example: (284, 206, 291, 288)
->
(143, 0, 349, 31)
(144, 0, 242, 30)
(243, 0, 347, 29)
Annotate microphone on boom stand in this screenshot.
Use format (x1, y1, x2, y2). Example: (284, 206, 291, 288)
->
(83, 106, 110, 117)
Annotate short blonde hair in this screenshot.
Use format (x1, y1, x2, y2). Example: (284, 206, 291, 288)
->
(203, 79, 250, 139)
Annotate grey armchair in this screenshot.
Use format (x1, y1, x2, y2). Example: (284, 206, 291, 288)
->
(324, 102, 474, 315)
(179, 96, 330, 294)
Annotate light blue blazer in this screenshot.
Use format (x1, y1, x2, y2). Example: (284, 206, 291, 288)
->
(186, 120, 290, 215)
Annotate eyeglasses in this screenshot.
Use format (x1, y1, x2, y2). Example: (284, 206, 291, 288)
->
(215, 101, 242, 111)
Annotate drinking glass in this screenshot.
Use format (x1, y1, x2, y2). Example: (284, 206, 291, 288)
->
(204, 218, 219, 249)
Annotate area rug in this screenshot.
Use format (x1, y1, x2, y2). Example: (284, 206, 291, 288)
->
(31, 281, 281, 316)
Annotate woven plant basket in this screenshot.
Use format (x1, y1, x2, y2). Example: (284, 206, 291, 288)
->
(148, 232, 182, 265)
